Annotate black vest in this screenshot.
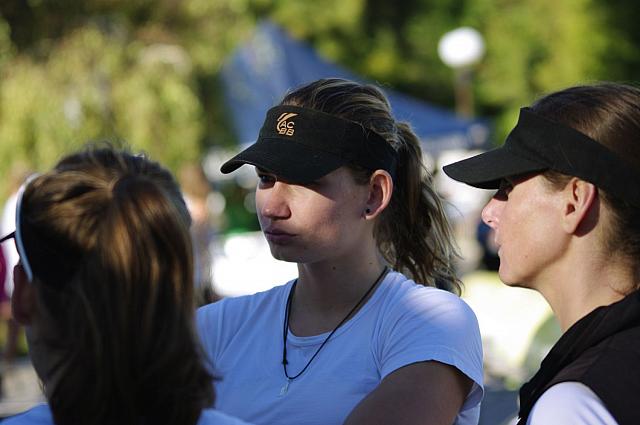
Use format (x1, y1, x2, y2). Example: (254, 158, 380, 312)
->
(517, 291, 640, 425)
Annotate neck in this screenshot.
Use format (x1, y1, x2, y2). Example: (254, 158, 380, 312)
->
(26, 323, 67, 399)
(296, 252, 385, 308)
(535, 253, 633, 332)
(289, 242, 386, 336)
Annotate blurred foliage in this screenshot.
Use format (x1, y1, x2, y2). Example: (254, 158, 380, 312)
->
(0, 0, 639, 222)
(474, 0, 611, 135)
(0, 0, 255, 199)
(259, 0, 620, 140)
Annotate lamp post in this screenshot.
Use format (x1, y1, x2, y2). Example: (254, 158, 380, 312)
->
(438, 27, 485, 118)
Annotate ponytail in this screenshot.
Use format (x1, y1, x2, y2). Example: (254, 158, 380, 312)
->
(376, 123, 460, 293)
(21, 147, 214, 425)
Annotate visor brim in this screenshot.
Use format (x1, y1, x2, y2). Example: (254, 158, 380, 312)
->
(442, 147, 548, 189)
(221, 138, 347, 184)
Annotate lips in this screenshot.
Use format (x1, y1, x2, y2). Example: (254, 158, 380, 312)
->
(263, 228, 296, 244)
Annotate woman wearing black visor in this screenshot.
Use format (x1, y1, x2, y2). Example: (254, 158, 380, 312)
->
(198, 78, 484, 425)
(444, 82, 640, 425)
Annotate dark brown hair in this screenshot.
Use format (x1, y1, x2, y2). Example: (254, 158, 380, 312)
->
(281, 78, 461, 293)
(532, 83, 640, 289)
(21, 146, 214, 425)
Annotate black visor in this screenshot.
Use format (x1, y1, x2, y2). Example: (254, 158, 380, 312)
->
(221, 105, 397, 184)
(443, 107, 640, 207)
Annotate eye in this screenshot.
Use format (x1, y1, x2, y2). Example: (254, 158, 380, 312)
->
(494, 179, 513, 200)
(259, 174, 274, 183)
(256, 171, 276, 186)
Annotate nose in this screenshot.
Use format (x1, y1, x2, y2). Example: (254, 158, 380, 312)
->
(481, 197, 500, 229)
(257, 181, 291, 220)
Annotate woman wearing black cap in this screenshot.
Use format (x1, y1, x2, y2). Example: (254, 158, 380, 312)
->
(444, 82, 640, 425)
(198, 78, 484, 425)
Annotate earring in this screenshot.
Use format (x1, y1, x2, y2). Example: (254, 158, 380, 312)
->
(365, 208, 371, 214)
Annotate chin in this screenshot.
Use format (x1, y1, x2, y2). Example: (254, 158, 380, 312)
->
(498, 270, 533, 290)
(497, 267, 517, 286)
(270, 253, 299, 263)
(268, 246, 303, 263)
(269, 246, 327, 265)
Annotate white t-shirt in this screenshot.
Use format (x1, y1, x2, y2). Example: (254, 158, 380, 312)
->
(197, 270, 484, 425)
(1, 403, 252, 425)
(526, 382, 619, 425)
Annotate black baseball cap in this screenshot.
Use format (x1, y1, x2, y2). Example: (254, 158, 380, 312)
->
(221, 105, 397, 184)
(443, 107, 640, 207)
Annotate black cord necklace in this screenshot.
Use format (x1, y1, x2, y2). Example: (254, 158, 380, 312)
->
(279, 266, 389, 396)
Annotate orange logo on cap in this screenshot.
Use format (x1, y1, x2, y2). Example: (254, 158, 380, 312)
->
(276, 113, 298, 136)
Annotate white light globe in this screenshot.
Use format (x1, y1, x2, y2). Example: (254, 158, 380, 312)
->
(438, 27, 485, 68)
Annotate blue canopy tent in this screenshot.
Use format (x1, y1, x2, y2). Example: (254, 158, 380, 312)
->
(220, 21, 490, 154)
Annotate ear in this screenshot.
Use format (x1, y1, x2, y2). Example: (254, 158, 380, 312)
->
(364, 170, 394, 220)
(11, 264, 37, 325)
(561, 178, 598, 234)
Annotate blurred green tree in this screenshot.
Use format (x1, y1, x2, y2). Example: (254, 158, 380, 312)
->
(0, 25, 203, 185)
(473, 0, 612, 138)
(0, 0, 255, 199)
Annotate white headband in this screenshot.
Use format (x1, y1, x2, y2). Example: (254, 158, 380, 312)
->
(0, 174, 41, 283)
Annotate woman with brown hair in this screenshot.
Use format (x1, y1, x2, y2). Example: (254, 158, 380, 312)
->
(2, 146, 250, 425)
(198, 78, 483, 425)
(444, 82, 640, 425)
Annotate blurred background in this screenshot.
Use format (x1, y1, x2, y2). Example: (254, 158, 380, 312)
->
(0, 0, 639, 423)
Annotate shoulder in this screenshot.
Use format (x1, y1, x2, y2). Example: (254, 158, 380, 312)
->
(2, 404, 53, 425)
(528, 382, 619, 425)
(382, 271, 465, 305)
(197, 408, 254, 425)
(374, 271, 484, 409)
(380, 271, 479, 330)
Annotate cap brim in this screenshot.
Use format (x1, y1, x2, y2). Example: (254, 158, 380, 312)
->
(220, 138, 346, 184)
(442, 147, 548, 189)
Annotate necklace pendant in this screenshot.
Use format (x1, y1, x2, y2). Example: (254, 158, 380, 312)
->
(279, 379, 291, 396)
